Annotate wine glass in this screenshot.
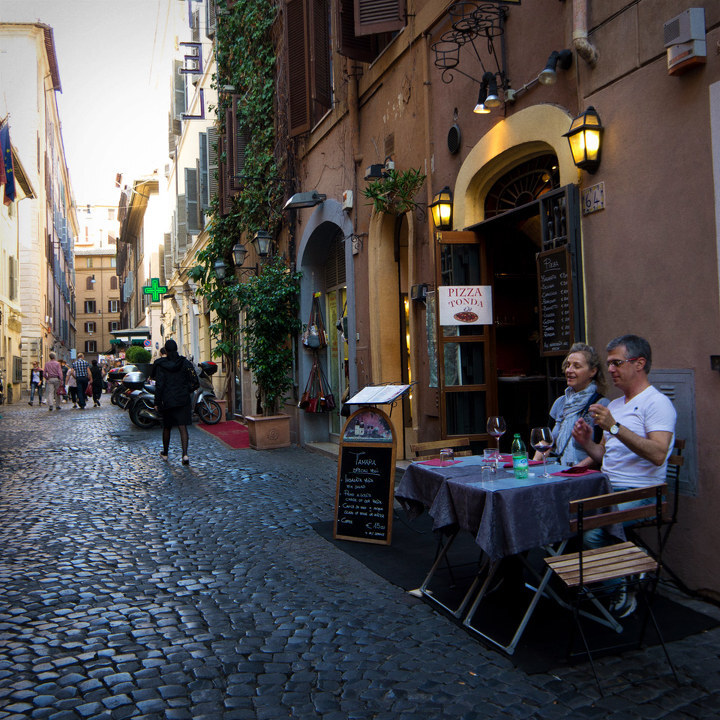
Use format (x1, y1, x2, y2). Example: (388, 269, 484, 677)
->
(486, 416, 506, 469)
(530, 426, 554, 477)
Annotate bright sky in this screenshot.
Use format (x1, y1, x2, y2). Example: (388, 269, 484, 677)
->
(1, 0, 185, 206)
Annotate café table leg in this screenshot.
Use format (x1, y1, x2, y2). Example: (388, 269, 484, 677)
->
(413, 529, 485, 619)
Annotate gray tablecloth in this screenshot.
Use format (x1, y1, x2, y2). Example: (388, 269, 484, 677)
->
(396, 457, 617, 561)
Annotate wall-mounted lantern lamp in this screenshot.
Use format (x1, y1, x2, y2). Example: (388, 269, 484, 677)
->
(564, 106, 604, 174)
(430, 186, 454, 230)
(252, 230, 273, 258)
(232, 242, 247, 267)
(213, 258, 226, 280)
(483, 72, 502, 108)
(283, 190, 326, 210)
(538, 49, 573, 85)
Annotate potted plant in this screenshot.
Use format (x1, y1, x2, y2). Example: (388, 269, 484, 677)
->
(240, 256, 302, 449)
(124, 345, 153, 378)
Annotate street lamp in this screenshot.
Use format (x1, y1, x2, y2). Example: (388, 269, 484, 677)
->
(564, 106, 604, 174)
(252, 230, 273, 258)
(232, 242, 248, 267)
(214, 258, 226, 280)
(430, 187, 454, 230)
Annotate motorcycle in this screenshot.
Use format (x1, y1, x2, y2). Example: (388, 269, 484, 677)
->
(107, 364, 137, 407)
(125, 361, 222, 429)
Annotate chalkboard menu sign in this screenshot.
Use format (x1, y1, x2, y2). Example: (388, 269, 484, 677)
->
(334, 407, 396, 545)
(537, 247, 574, 356)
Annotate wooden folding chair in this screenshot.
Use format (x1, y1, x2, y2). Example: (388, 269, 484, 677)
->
(545, 484, 678, 693)
(410, 437, 472, 460)
(626, 439, 684, 558)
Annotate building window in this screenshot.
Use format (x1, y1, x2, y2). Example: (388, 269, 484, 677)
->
(85, 340, 97, 353)
(86, 276, 95, 290)
(110, 257, 116, 267)
(108, 321, 119, 332)
(86, 257, 93, 268)
(108, 299, 119, 313)
(84, 300, 96, 313)
(85, 321, 96, 333)
(8, 256, 18, 300)
(110, 275, 118, 290)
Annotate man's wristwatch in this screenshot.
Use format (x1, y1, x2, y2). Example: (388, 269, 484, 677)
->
(609, 423, 621, 436)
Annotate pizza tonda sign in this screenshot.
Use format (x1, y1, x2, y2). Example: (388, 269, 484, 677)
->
(438, 286, 493, 326)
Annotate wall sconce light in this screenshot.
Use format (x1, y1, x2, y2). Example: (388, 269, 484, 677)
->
(430, 186, 454, 230)
(538, 49, 573, 85)
(283, 190, 326, 210)
(232, 242, 247, 267)
(473, 84, 491, 114)
(564, 106, 604, 174)
(213, 258, 226, 280)
(483, 72, 502, 108)
(252, 230, 273, 258)
(90, 275, 96, 284)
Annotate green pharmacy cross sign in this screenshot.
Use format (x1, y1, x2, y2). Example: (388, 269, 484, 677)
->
(143, 278, 168, 302)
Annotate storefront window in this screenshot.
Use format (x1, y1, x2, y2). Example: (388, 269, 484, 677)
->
(445, 391, 486, 436)
(444, 342, 485, 386)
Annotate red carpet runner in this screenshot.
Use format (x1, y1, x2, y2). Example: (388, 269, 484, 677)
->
(198, 420, 250, 449)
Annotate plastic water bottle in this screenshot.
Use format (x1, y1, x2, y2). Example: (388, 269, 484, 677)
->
(511, 433, 529, 479)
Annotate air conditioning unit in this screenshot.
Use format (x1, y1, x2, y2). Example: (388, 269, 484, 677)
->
(664, 8, 706, 76)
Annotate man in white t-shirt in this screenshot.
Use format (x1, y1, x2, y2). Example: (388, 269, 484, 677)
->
(572, 334, 676, 617)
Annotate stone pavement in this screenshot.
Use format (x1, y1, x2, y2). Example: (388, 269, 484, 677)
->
(1, 400, 720, 719)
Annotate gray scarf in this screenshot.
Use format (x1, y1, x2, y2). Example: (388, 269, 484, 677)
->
(554, 383, 599, 465)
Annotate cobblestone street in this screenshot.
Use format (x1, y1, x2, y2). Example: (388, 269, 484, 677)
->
(1, 401, 720, 719)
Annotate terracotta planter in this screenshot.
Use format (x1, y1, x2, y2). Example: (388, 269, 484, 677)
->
(245, 413, 291, 450)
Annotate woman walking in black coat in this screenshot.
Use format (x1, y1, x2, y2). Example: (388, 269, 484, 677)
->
(153, 339, 198, 465)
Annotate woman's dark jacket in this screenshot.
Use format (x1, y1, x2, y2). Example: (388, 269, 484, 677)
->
(90, 365, 103, 385)
(153, 355, 196, 409)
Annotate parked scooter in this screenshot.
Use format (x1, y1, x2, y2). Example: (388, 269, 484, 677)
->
(107, 364, 137, 407)
(124, 361, 222, 429)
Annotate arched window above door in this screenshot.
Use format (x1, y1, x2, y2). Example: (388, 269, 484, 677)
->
(484, 154, 560, 219)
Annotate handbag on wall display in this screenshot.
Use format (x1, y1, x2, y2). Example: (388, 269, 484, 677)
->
(302, 293, 328, 350)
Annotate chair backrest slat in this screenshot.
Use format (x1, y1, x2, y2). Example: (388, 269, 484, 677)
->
(411, 437, 472, 458)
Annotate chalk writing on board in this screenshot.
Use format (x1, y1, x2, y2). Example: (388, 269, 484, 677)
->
(537, 247, 573, 356)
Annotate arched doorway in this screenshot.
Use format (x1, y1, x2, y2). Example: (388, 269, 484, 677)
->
(439, 106, 584, 448)
(296, 200, 357, 446)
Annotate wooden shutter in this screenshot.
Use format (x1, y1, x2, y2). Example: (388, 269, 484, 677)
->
(355, 0, 405, 36)
(310, 0, 332, 115)
(337, 0, 375, 62)
(207, 126, 219, 201)
(173, 60, 186, 120)
(185, 168, 200, 235)
(229, 95, 247, 192)
(286, 0, 310, 137)
(163, 232, 173, 282)
(198, 132, 209, 209)
(177, 197, 188, 252)
(206, 0, 217, 39)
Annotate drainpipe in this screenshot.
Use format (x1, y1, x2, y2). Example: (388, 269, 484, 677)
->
(572, 0, 599, 67)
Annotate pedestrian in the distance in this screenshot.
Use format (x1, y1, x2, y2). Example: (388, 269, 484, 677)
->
(90, 360, 104, 407)
(28, 361, 44, 406)
(152, 339, 198, 465)
(43, 352, 64, 412)
(66, 366, 78, 408)
(72, 352, 90, 410)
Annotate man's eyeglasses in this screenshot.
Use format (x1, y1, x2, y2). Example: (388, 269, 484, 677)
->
(606, 357, 639, 369)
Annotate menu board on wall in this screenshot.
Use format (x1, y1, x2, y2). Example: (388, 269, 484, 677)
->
(537, 247, 574, 356)
(334, 407, 396, 545)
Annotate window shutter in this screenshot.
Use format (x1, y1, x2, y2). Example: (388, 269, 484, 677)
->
(217, 136, 230, 216)
(173, 59, 186, 120)
(195, 158, 205, 230)
(110, 275, 118, 290)
(9, 256, 17, 300)
(207, 126, 219, 201)
(164, 232, 173, 282)
(206, 0, 217, 39)
(191, 8, 200, 43)
(310, 0, 332, 114)
(229, 95, 247, 192)
(199, 131, 210, 209)
(185, 167, 200, 235)
(354, 0, 405, 36)
(337, 0, 376, 62)
(286, 0, 310, 137)
(86, 276, 94, 290)
(177, 196, 188, 252)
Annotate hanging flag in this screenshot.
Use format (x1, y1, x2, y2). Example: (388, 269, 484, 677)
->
(0, 121, 16, 205)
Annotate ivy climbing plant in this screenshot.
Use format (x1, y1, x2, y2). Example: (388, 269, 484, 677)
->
(190, 0, 300, 415)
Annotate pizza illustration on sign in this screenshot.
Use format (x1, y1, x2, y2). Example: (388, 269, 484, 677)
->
(453, 310, 479, 323)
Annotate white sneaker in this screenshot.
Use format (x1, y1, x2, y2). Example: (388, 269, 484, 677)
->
(609, 588, 637, 618)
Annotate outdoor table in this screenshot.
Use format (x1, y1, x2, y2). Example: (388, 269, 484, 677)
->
(396, 456, 624, 654)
